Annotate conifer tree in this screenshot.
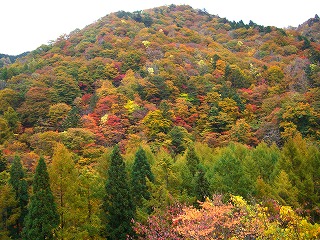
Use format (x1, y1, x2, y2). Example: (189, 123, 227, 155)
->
(103, 145, 134, 240)
(8, 155, 28, 238)
(168, 126, 187, 156)
(186, 146, 200, 177)
(131, 147, 154, 208)
(194, 165, 210, 202)
(22, 157, 59, 240)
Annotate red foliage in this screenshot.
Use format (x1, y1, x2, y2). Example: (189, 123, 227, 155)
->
(81, 114, 105, 145)
(94, 95, 118, 117)
(132, 205, 183, 240)
(174, 117, 192, 131)
(106, 115, 122, 127)
(246, 103, 258, 112)
(81, 93, 93, 104)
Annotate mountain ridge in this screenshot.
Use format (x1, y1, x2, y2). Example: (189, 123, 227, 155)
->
(0, 52, 30, 67)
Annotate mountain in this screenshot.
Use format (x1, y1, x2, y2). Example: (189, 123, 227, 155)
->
(0, 52, 30, 67)
(298, 14, 320, 42)
(0, 5, 319, 238)
(1, 4, 318, 145)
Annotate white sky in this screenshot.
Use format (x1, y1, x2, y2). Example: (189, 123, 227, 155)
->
(1, 0, 319, 55)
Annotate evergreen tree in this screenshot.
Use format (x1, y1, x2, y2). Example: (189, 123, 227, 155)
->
(8, 155, 28, 238)
(131, 147, 154, 208)
(194, 165, 210, 202)
(103, 145, 134, 240)
(22, 157, 59, 240)
(168, 126, 187, 156)
(186, 146, 200, 177)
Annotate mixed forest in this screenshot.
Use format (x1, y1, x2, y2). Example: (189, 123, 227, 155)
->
(0, 4, 320, 239)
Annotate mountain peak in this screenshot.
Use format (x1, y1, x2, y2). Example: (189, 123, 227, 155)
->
(298, 14, 320, 41)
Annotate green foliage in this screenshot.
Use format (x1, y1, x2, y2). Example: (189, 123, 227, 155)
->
(251, 142, 280, 182)
(185, 146, 200, 177)
(131, 147, 154, 208)
(0, 5, 320, 238)
(3, 107, 19, 132)
(60, 128, 95, 153)
(121, 51, 143, 72)
(274, 134, 320, 219)
(210, 143, 255, 197)
(8, 156, 28, 238)
(265, 65, 284, 86)
(78, 167, 104, 238)
(167, 126, 190, 156)
(273, 170, 299, 207)
(51, 75, 80, 104)
(103, 145, 134, 239)
(22, 157, 59, 240)
(194, 165, 210, 202)
(0, 88, 20, 113)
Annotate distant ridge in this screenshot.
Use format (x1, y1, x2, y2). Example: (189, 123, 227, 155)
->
(297, 14, 320, 42)
(0, 52, 30, 67)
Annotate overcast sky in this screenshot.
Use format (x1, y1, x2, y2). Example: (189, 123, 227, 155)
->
(1, 0, 319, 55)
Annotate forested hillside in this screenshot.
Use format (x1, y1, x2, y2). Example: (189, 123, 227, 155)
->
(0, 4, 319, 239)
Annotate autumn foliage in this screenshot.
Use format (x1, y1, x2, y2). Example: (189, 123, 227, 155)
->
(0, 4, 320, 240)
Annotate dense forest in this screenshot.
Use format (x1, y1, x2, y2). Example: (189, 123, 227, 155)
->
(0, 4, 319, 239)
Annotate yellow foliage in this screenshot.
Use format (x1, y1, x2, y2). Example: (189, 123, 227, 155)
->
(124, 100, 139, 114)
(100, 113, 109, 124)
(96, 80, 117, 97)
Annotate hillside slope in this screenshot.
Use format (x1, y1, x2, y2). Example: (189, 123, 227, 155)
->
(1, 5, 318, 148)
(0, 5, 319, 239)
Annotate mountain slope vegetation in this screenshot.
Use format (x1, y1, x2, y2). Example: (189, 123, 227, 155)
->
(0, 4, 319, 239)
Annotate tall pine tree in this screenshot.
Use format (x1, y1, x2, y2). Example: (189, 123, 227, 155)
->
(22, 157, 59, 240)
(8, 155, 28, 238)
(186, 146, 200, 177)
(131, 147, 154, 208)
(103, 145, 134, 240)
(194, 164, 210, 202)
